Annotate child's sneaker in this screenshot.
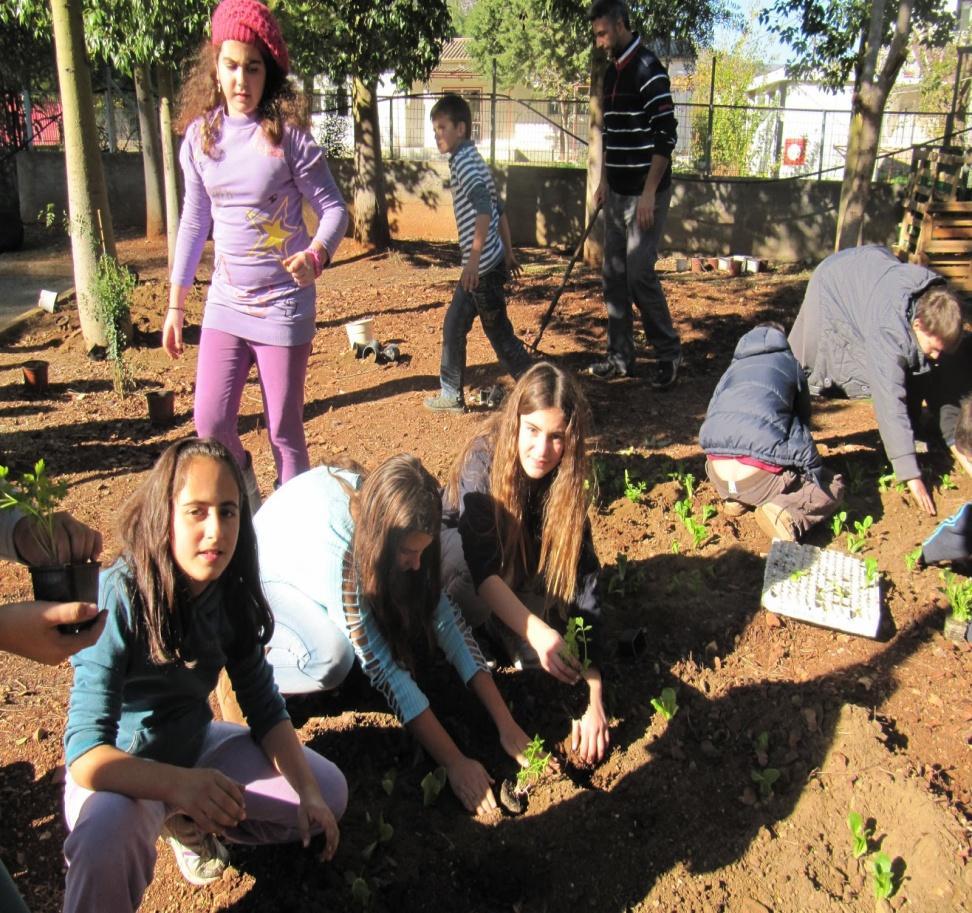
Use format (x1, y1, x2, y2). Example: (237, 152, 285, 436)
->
(723, 499, 749, 518)
(163, 815, 230, 887)
(424, 393, 465, 413)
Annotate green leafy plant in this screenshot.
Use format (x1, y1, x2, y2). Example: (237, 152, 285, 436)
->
(847, 810, 873, 859)
(871, 851, 895, 899)
(668, 466, 696, 500)
(939, 472, 958, 491)
(845, 515, 873, 554)
(607, 552, 641, 597)
(844, 461, 867, 496)
(381, 768, 396, 796)
(361, 811, 394, 860)
(753, 730, 770, 766)
(674, 497, 693, 521)
(346, 871, 373, 909)
(700, 503, 717, 523)
(515, 735, 551, 794)
(878, 471, 906, 494)
(420, 766, 447, 807)
(939, 569, 972, 623)
(863, 557, 879, 587)
(683, 515, 709, 550)
(750, 767, 780, 799)
(670, 539, 681, 555)
(623, 469, 647, 503)
(830, 510, 847, 537)
(650, 687, 678, 721)
(789, 567, 810, 582)
(95, 253, 136, 395)
(563, 616, 593, 670)
(0, 460, 67, 564)
(905, 546, 923, 572)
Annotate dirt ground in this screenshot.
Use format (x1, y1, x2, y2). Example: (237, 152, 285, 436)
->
(0, 229, 970, 913)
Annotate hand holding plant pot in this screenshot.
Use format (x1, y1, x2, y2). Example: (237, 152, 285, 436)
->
(0, 600, 106, 664)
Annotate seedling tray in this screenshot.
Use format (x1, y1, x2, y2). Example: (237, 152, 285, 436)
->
(761, 540, 882, 638)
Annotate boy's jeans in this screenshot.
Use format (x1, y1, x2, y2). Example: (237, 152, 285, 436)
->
(439, 264, 531, 401)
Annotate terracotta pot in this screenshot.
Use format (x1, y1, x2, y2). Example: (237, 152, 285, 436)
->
(706, 257, 720, 270)
(726, 259, 742, 277)
(690, 257, 704, 273)
(146, 389, 175, 425)
(23, 360, 49, 393)
(29, 561, 100, 603)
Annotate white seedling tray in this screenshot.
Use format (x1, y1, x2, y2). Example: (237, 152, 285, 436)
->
(761, 540, 882, 638)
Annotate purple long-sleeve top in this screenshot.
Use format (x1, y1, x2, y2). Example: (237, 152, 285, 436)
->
(170, 111, 348, 346)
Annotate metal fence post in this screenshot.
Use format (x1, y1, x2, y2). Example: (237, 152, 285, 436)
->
(818, 110, 827, 180)
(490, 59, 497, 167)
(387, 96, 394, 159)
(704, 55, 716, 177)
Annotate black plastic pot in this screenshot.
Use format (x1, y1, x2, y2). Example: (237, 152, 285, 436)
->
(23, 360, 49, 393)
(146, 389, 175, 425)
(29, 561, 100, 604)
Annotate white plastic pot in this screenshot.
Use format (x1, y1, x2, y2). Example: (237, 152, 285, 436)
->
(345, 317, 377, 348)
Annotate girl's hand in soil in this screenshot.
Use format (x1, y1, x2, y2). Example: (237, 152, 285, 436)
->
(527, 621, 580, 684)
(297, 789, 340, 860)
(571, 699, 610, 766)
(907, 477, 936, 515)
(162, 306, 185, 359)
(446, 756, 497, 816)
(0, 601, 106, 664)
(499, 721, 532, 767)
(172, 767, 247, 835)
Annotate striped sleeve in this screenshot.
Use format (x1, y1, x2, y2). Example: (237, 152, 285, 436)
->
(639, 60, 677, 158)
(449, 144, 504, 274)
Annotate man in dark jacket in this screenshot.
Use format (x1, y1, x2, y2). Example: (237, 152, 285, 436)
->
(700, 323, 845, 541)
(789, 245, 964, 515)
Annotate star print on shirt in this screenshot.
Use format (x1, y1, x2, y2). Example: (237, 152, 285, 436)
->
(246, 197, 300, 257)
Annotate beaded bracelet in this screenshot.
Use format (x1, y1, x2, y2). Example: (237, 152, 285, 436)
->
(304, 248, 323, 278)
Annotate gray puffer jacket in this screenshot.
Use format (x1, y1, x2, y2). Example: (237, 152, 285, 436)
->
(699, 325, 824, 484)
(788, 245, 942, 481)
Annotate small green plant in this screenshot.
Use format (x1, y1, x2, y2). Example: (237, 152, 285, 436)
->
(847, 810, 873, 859)
(845, 515, 873, 554)
(750, 767, 780, 799)
(668, 466, 696, 499)
(878, 470, 906, 494)
(361, 811, 394, 860)
(789, 567, 810, 582)
(863, 557, 879, 587)
(95, 253, 136, 395)
(905, 546, 923, 572)
(515, 735, 551, 794)
(623, 469, 648, 503)
(871, 851, 895, 899)
(381, 768, 396, 796)
(940, 569, 972, 623)
(939, 472, 958, 491)
(700, 503, 717, 523)
(670, 539, 681, 555)
(0, 460, 67, 564)
(346, 871, 373, 909)
(607, 552, 641, 597)
(683, 515, 709, 550)
(830, 510, 847, 537)
(753, 730, 770, 766)
(674, 497, 693, 521)
(650, 687, 678, 721)
(844, 461, 867, 496)
(563, 616, 593, 670)
(420, 766, 447, 807)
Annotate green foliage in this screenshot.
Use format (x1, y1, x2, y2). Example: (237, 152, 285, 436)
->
(607, 552, 641, 597)
(650, 687, 678, 721)
(515, 735, 551, 793)
(789, 567, 810, 582)
(95, 253, 136, 395)
(668, 466, 696, 500)
(844, 461, 867, 496)
(670, 539, 681, 555)
(863, 557, 879, 587)
(701, 504, 717, 523)
(939, 472, 958, 491)
(905, 546, 923, 572)
(847, 810, 873, 859)
(361, 811, 394, 860)
(878, 471, 907, 494)
(750, 766, 780, 799)
(420, 766, 447, 807)
(0, 460, 67, 565)
(872, 851, 895, 900)
(939, 569, 972, 623)
(380, 768, 396, 796)
(845, 516, 873, 555)
(674, 497, 693, 521)
(623, 469, 647, 504)
(830, 510, 847, 537)
(346, 871, 373, 908)
(563, 616, 593, 670)
(683, 515, 709, 550)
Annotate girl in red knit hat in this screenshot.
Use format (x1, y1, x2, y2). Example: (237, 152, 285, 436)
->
(164, 0, 347, 514)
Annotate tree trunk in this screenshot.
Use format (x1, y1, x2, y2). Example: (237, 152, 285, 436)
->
(104, 64, 117, 153)
(584, 53, 606, 267)
(134, 62, 165, 238)
(834, 96, 885, 251)
(156, 65, 180, 270)
(351, 77, 390, 249)
(49, 0, 116, 349)
(0, 157, 23, 253)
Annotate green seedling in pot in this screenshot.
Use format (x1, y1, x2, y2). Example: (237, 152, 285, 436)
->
(847, 810, 873, 859)
(872, 851, 895, 899)
(789, 567, 810, 582)
(939, 569, 972, 623)
(515, 735, 551, 794)
(750, 766, 780, 799)
(650, 687, 678, 721)
(623, 469, 647, 503)
(939, 472, 958, 491)
(905, 546, 923, 572)
(0, 460, 67, 564)
(361, 811, 394, 861)
(830, 510, 847, 538)
(563, 615, 593, 670)
(863, 557, 879, 587)
(845, 515, 873, 554)
(420, 766, 447, 807)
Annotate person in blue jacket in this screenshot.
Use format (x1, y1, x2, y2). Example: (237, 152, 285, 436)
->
(700, 323, 845, 541)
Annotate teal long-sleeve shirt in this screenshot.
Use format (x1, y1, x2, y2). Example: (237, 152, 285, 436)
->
(64, 558, 288, 768)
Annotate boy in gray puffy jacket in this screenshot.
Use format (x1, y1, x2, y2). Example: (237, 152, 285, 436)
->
(700, 323, 845, 541)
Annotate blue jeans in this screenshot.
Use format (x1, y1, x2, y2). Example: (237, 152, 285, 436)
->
(439, 265, 532, 400)
(602, 185, 680, 369)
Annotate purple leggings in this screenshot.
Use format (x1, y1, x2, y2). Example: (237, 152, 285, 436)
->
(194, 328, 312, 484)
(62, 722, 347, 913)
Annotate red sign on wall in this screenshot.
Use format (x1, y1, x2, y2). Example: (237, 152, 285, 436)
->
(782, 137, 807, 166)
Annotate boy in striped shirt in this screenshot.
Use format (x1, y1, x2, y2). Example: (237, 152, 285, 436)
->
(425, 94, 531, 413)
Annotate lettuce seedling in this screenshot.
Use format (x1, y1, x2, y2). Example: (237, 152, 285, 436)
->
(563, 616, 593, 670)
(878, 471, 906, 494)
(668, 466, 695, 500)
(700, 503, 717, 523)
(872, 851, 894, 899)
(674, 497, 693, 521)
(421, 766, 447, 807)
(847, 810, 873, 859)
(863, 557, 879, 587)
(845, 515, 873, 554)
(830, 510, 847, 537)
(844, 462, 866, 496)
(905, 546, 922, 572)
(750, 767, 780, 799)
(515, 735, 551, 794)
(362, 811, 394, 860)
(789, 568, 810, 582)
(940, 569, 972, 623)
(623, 469, 647, 503)
(670, 540, 681, 555)
(650, 687, 678, 721)
(939, 472, 958, 491)
(683, 516, 709, 550)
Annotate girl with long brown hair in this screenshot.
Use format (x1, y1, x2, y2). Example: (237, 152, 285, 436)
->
(253, 454, 538, 815)
(163, 0, 347, 509)
(443, 363, 610, 765)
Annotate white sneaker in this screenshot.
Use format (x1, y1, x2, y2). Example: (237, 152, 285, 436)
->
(162, 816, 230, 887)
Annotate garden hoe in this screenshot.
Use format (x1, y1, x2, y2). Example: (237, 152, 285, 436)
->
(529, 201, 602, 352)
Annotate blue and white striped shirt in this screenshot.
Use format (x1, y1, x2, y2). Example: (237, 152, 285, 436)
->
(448, 140, 504, 275)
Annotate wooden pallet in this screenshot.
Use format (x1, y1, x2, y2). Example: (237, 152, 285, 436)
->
(896, 146, 971, 259)
(915, 200, 972, 299)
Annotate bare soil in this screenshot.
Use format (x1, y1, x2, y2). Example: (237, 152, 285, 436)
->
(0, 231, 969, 913)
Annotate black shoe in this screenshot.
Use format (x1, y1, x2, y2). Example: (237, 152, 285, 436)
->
(652, 356, 682, 389)
(588, 357, 632, 379)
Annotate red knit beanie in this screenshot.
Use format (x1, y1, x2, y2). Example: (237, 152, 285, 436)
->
(211, 0, 289, 74)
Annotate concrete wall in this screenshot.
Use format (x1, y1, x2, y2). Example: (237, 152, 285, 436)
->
(20, 150, 901, 262)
